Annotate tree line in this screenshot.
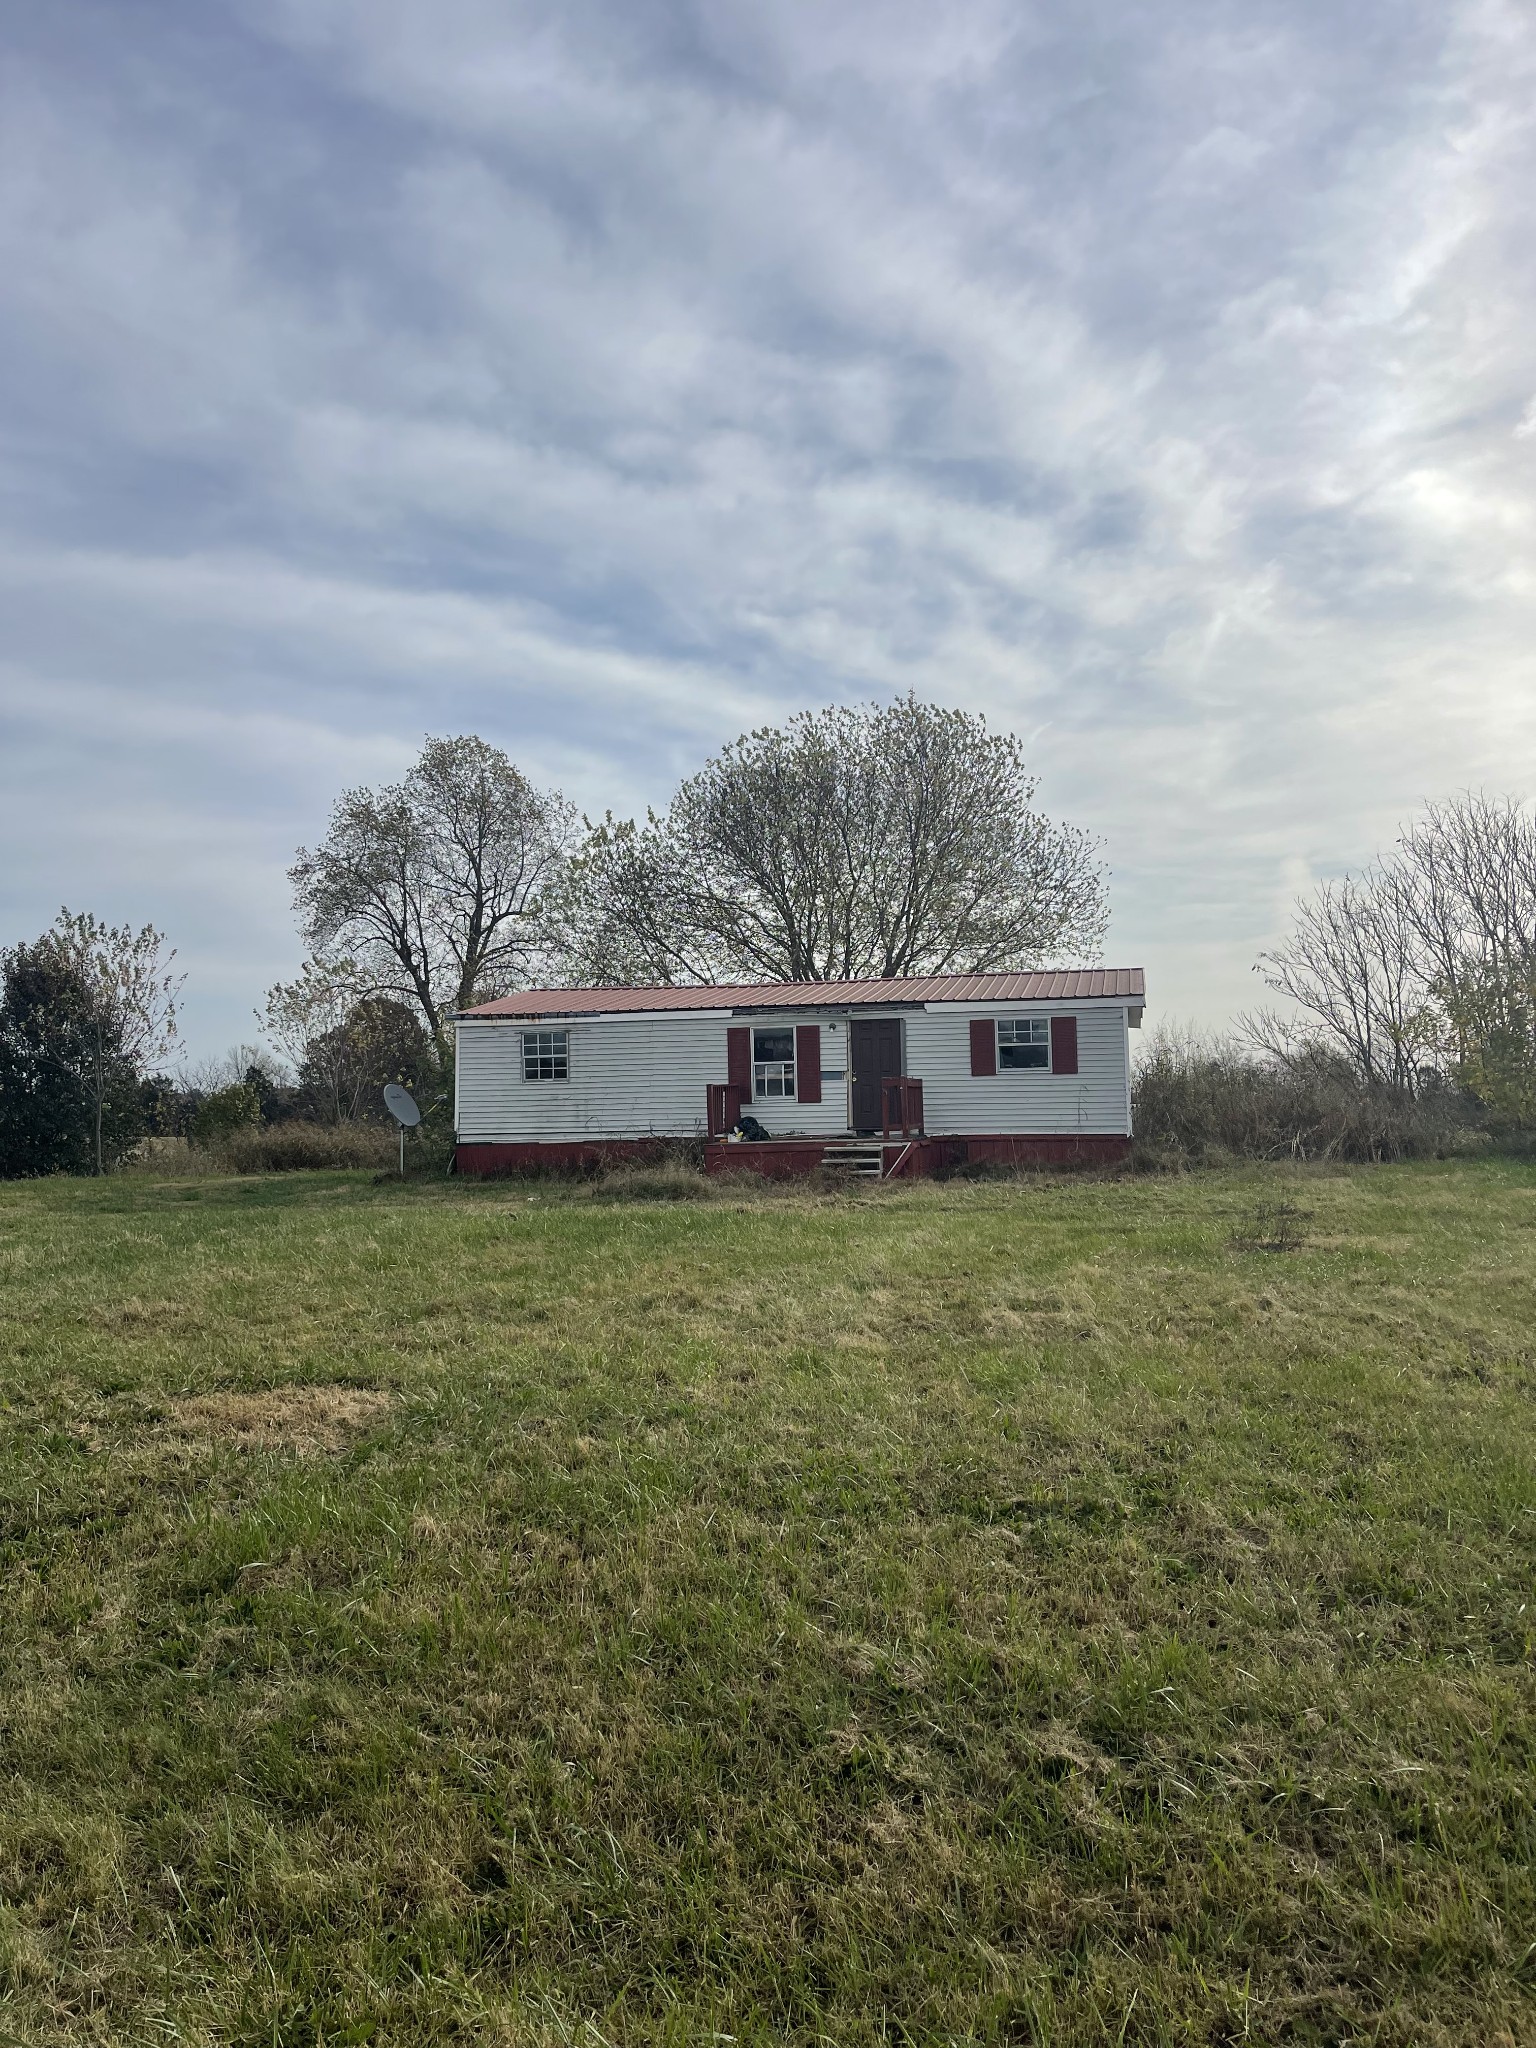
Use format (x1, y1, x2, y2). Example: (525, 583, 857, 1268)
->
(1, 697, 1106, 1174)
(282, 699, 1105, 1038)
(1131, 793, 1536, 1164)
(3, 694, 1532, 1177)
(1252, 793, 1536, 1126)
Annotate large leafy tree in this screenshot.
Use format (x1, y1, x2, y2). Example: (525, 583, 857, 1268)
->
(0, 940, 109, 1176)
(568, 696, 1107, 984)
(0, 914, 180, 1176)
(289, 736, 575, 1038)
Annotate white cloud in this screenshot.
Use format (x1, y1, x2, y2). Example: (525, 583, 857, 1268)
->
(1, 0, 1533, 1051)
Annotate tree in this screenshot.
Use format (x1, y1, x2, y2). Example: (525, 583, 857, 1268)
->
(298, 997, 433, 1125)
(261, 961, 429, 1122)
(1439, 961, 1536, 1127)
(1, 941, 113, 1176)
(1255, 793, 1536, 1095)
(1395, 794, 1536, 1059)
(1251, 866, 1438, 1091)
(0, 915, 180, 1176)
(290, 737, 576, 1038)
(567, 696, 1107, 984)
(262, 958, 374, 1099)
(47, 912, 183, 1174)
(239, 1059, 301, 1127)
(140, 1072, 190, 1140)
(188, 1083, 263, 1149)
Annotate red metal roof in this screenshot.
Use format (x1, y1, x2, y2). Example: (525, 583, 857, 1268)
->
(462, 968, 1144, 1018)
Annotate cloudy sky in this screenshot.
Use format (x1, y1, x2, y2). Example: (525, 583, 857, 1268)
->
(2, 0, 1533, 1058)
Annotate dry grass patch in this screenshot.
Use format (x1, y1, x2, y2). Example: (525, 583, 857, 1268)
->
(164, 1384, 393, 1453)
(587, 1161, 722, 1202)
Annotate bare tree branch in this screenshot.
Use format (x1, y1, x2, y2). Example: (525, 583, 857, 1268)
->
(290, 737, 576, 1035)
(565, 696, 1107, 984)
(1256, 792, 1536, 1098)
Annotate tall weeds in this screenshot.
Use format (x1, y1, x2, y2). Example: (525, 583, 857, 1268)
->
(211, 1121, 403, 1171)
(1132, 1028, 1478, 1166)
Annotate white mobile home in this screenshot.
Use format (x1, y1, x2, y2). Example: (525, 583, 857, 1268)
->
(455, 970, 1144, 1179)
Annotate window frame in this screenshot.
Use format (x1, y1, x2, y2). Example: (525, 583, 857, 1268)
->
(521, 1027, 570, 1083)
(996, 1016, 1051, 1072)
(751, 1025, 796, 1100)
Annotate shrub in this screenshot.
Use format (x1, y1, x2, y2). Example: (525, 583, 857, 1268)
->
(1131, 1029, 1479, 1167)
(188, 1083, 262, 1148)
(215, 1121, 400, 1172)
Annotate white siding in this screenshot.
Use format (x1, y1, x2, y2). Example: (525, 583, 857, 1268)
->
(456, 1011, 849, 1142)
(457, 1015, 720, 1141)
(908, 1004, 1131, 1136)
(734, 1014, 852, 1138)
(457, 1001, 1132, 1142)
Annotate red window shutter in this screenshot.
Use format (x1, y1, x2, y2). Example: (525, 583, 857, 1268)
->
(969, 1019, 996, 1077)
(727, 1026, 752, 1097)
(1051, 1015, 1078, 1074)
(795, 1024, 822, 1103)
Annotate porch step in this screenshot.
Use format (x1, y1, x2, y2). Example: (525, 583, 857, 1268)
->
(821, 1142, 887, 1180)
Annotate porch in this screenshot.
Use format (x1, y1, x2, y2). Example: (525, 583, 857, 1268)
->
(706, 1074, 925, 1141)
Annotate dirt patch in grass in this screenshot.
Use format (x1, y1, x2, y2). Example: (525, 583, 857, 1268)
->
(164, 1385, 393, 1453)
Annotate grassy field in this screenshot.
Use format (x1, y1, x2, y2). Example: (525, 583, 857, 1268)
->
(1, 1160, 1534, 2047)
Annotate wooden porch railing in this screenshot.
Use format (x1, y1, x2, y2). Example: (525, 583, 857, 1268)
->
(881, 1076, 924, 1138)
(706, 1083, 750, 1137)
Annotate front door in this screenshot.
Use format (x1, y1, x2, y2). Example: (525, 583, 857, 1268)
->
(849, 1017, 903, 1132)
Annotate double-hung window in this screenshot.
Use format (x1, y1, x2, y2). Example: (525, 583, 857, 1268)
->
(522, 1029, 569, 1082)
(752, 1027, 795, 1098)
(997, 1018, 1049, 1070)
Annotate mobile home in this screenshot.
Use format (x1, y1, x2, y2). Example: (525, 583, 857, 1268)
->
(455, 969, 1144, 1179)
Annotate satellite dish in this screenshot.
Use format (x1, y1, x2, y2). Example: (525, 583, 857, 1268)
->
(383, 1084, 421, 1127)
(383, 1084, 421, 1178)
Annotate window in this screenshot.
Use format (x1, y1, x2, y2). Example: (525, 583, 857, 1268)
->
(997, 1018, 1049, 1070)
(753, 1027, 795, 1098)
(523, 1029, 569, 1081)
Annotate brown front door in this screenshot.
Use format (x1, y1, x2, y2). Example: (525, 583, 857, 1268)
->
(849, 1017, 903, 1131)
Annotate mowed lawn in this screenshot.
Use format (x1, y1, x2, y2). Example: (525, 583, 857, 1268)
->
(1, 1163, 1534, 2047)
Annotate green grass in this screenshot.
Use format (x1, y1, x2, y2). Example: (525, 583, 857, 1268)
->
(1, 1160, 1534, 2046)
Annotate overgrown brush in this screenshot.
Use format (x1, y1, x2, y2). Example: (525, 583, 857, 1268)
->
(1132, 1029, 1479, 1166)
(214, 1120, 401, 1172)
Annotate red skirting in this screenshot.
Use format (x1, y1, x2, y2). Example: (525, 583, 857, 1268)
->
(957, 1135, 1130, 1167)
(455, 1134, 1130, 1179)
(455, 1139, 671, 1177)
(705, 1141, 840, 1179)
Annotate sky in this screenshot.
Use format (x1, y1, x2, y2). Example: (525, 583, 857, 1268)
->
(2, 0, 1534, 1062)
